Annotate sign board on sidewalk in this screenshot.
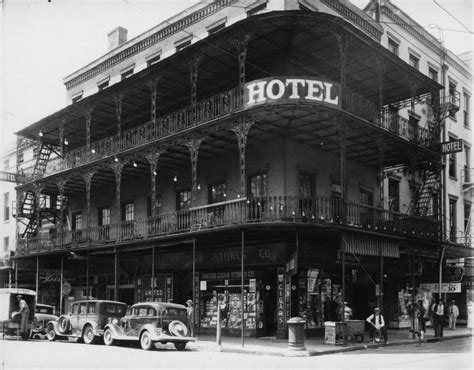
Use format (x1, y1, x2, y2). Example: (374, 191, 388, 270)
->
(419, 282, 461, 293)
(440, 139, 463, 154)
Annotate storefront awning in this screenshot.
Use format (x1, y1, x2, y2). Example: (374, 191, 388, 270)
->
(343, 233, 400, 258)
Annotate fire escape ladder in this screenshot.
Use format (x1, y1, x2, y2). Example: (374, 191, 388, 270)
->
(33, 143, 53, 178)
(414, 169, 439, 217)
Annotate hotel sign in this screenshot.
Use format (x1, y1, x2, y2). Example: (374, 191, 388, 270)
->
(245, 77, 341, 108)
(440, 139, 463, 154)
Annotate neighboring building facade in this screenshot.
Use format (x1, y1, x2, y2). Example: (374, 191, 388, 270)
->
(9, 0, 472, 336)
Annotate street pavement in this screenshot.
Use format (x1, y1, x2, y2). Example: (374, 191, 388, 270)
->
(188, 326, 473, 357)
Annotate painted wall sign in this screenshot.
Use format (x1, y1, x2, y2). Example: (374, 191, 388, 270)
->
(419, 282, 462, 293)
(440, 139, 463, 154)
(244, 77, 341, 108)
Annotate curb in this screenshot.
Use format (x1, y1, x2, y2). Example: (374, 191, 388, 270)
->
(193, 333, 472, 357)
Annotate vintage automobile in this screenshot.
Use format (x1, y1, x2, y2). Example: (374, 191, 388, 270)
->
(103, 302, 196, 350)
(0, 288, 36, 340)
(31, 303, 58, 339)
(46, 299, 127, 344)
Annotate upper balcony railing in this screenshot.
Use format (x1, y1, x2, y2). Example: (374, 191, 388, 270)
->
(21, 82, 437, 181)
(16, 195, 440, 256)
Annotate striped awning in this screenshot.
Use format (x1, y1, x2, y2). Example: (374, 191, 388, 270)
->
(343, 233, 400, 258)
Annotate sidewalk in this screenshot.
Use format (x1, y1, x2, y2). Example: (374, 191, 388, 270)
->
(189, 327, 472, 357)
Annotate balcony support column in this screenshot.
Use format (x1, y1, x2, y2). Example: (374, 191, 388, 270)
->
(147, 77, 160, 131)
(336, 33, 347, 109)
(114, 94, 123, 138)
(83, 172, 95, 234)
(189, 55, 202, 123)
(334, 118, 347, 221)
(232, 120, 254, 197)
(375, 135, 385, 208)
(83, 107, 94, 153)
(145, 151, 163, 218)
(111, 161, 125, 223)
(186, 139, 203, 208)
(114, 247, 119, 301)
(376, 57, 384, 125)
(232, 33, 251, 103)
(57, 179, 67, 249)
(59, 120, 65, 158)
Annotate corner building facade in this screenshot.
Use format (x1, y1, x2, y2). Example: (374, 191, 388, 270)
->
(12, 0, 471, 337)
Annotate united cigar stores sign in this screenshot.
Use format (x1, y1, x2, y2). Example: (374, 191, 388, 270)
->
(244, 76, 341, 108)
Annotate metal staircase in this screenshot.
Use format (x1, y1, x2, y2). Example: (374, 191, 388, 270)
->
(33, 143, 53, 178)
(412, 169, 439, 217)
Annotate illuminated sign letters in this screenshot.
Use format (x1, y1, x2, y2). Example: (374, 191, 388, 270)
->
(245, 77, 340, 107)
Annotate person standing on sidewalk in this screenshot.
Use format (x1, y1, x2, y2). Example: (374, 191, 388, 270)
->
(448, 300, 459, 330)
(416, 300, 426, 339)
(431, 299, 445, 338)
(186, 299, 195, 337)
(16, 295, 30, 340)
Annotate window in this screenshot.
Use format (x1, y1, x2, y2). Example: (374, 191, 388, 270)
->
(248, 173, 267, 197)
(448, 137, 457, 178)
(428, 67, 438, 82)
(176, 40, 191, 52)
(122, 202, 134, 221)
(464, 203, 471, 239)
(388, 178, 400, 212)
(3, 237, 9, 253)
(72, 213, 83, 231)
(146, 54, 161, 67)
(97, 79, 109, 91)
(409, 54, 419, 70)
(72, 93, 83, 103)
(246, 1, 267, 17)
(465, 146, 471, 183)
(17, 152, 24, 165)
(40, 194, 51, 209)
(388, 38, 399, 56)
(208, 181, 227, 204)
(359, 189, 374, 206)
(4, 192, 9, 221)
(99, 207, 111, 226)
(449, 82, 458, 119)
(463, 92, 470, 127)
(177, 188, 191, 211)
(121, 68, 134, 80)
(449, 197, 457, 242)
(207, 22, 226, 35)
(3, 159, 9, 171)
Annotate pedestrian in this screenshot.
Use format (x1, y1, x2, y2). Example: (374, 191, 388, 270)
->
(448, 300, 459, 330)
(186, 299, 195, 337)
(431, 299, 445, 338)
(16, 295, 30, 340)
(366, 307, 388, 344)
(417, 299, 426, 339)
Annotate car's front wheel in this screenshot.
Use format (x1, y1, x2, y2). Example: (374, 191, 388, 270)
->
(46, 324, 57, 341)
(103, 328, 115, 346)
(140, 331, 154, 350)
(82, 325, 95, 344)
(174, 342, 186, 351)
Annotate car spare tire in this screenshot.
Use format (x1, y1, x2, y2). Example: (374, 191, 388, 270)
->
(57, 316, 70, 334)
(168, 320, 188, 337)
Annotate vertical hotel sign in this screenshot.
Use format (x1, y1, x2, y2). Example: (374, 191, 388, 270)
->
(244, 77, 341, 108)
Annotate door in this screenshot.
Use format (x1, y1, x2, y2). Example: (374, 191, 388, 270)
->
(262, 271, 277, 336)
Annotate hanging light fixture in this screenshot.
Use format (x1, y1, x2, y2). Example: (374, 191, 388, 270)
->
(153, 170, 157, 176)
(133, 161, 138, 168)
(114, 156, 119, 162)
(91, 149, 96, 154)
(39, 130, 44, 137)
(173, 174, 178, 182)
(64, 138, 69, 146)
(197, 184, 201, 190)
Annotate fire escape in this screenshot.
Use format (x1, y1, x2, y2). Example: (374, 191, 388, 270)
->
(409, 91, 460, 218)
(15, 143, 63, 238)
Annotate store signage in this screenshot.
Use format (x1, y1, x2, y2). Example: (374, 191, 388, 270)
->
(440, 139, 463, 154)
(245, 77, 340, 108)
(419, 282, 461, 293)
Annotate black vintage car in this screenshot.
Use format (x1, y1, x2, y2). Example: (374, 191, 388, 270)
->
(31, 303, 58, 339)
(103, 302, 196, 350)
(46, 300, 127, 344)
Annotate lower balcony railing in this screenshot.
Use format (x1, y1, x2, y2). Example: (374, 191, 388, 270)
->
(16, 196, 440, 255)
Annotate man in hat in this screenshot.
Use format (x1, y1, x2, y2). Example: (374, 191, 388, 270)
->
(448, 300, 459, 331)
(366, 307, 388, 344)
(16, 295, 30, 339)
(186, 299, 194, 336)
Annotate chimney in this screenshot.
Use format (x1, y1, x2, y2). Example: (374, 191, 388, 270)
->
(108, 26, 128, 51)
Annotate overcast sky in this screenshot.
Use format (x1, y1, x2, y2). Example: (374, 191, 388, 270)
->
(0, 0, 472, 150)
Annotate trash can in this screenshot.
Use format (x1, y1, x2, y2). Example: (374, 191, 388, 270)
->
(287, 317, 306, 351)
